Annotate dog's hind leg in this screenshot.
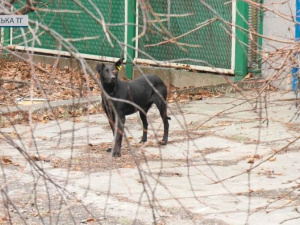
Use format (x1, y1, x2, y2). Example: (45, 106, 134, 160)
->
(156, 101, 169, 145)
(139, 111, 148, 143)
(139, 104, 152, 143)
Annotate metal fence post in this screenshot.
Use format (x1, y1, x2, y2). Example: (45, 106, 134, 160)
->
(292, 0, 300, 91)
(247, 0, 264, 74)
(125, 0, 136, 79)
(234, 0, 249, 81)
(257, 0, 264, 74)
(1, 28, 11, 57)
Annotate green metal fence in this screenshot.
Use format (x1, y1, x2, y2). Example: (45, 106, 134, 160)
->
(136, 0, 233, 72)
(11, 0, 125, 60)
(5, 0, 253, 79)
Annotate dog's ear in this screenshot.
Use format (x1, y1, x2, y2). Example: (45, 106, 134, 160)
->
(95, 63, 104, 73)
(115, 58, 124, 71)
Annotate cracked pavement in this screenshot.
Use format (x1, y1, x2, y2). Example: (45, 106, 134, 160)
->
(1, 91, 300, 225)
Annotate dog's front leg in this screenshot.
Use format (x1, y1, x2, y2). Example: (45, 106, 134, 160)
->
(105, 120, 115, 153)
(105, 114, 116, 153)
(112, 116, 126, 157)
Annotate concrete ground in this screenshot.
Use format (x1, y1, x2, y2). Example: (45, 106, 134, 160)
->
(1, 90, 300, 225)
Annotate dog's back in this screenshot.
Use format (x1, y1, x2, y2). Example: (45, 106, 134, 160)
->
(125, 75, 167, 110)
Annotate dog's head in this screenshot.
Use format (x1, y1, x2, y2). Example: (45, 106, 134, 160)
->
(96, 58, 124, 85)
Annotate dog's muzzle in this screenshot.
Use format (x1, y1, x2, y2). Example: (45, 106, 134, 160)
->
(104, 75, 116, 84)
(110, 76, 116, 83)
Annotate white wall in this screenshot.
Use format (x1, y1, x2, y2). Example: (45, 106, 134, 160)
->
(261, 0, 295, 90)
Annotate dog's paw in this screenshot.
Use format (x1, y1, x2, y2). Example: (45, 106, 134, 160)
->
(106, 148, 112, 153)
(112, 151, 121, 157)
(158, 140, 167, 145)
(139, 139, 147, 143)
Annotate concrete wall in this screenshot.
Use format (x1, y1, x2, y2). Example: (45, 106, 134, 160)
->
(261, 0, 295, 90)
(133, 66, 232, 88)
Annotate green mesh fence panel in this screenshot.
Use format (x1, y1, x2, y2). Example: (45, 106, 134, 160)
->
(137, 0, 232, 70)
(12, 0, 125, 58)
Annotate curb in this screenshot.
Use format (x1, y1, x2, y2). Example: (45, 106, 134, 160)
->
(174, 79, 266, 95)
(0, 79, 266, 116)
(0, 96, 102, 116)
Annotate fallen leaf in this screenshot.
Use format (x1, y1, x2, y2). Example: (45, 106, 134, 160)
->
(89, 107, 96, 114)
(30, 154, 48, 162)
(3, 83, 17, 91)
(179, 99, 190, 103)
(86, 218, 96, 222)
(123, 164, 134, 168)
(74, 166, 81, 171)
(137, 179, 144, 184)
(193, 96, 203, 100)
(0, 216, 8, 222)
(268, 157, 276, 162)
(247, 158, 255, 164)
(244, 73, 253, 80)
(2, 156, 13, 164)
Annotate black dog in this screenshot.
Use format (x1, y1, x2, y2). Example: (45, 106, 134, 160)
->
(96, 58, 170, 157)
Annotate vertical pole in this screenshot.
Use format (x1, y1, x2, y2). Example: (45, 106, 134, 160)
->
(292, 0, 300, 91)
(257, 0, 264, 73)
(1, 27, 11, 57)
(234, 0, 249, 81)
(247, 0, 263, 74)
(125, 0, 136, 79)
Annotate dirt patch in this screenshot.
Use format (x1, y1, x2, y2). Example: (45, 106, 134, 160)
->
(195, 147, 225, 155)
(286, 123, 300, 133)
(154, 171, 183, 177)
(236, 187, 300, 207)
(49, 142, 163, 173)
(190, 158, 242, 167)
(44, 130, 211, 172)
(166, 130, 212, 145)
(276, 146, 300, 154)
(223, 134, 259, 144)
(0, 194, 144, 225)
(160, 207, 229, 225)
